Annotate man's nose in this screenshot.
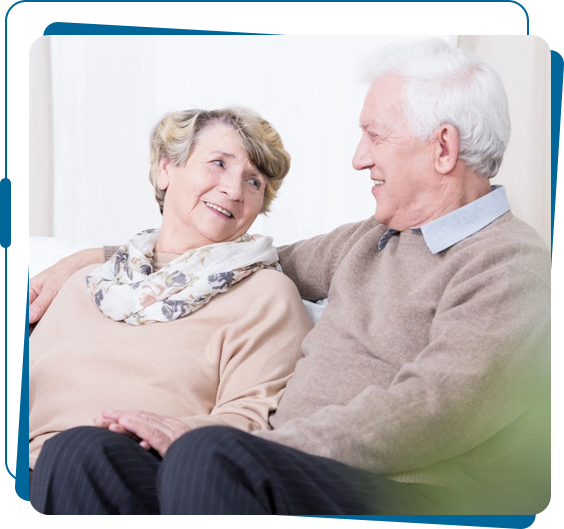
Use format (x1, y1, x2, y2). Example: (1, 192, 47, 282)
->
(352, 135, 373, 171)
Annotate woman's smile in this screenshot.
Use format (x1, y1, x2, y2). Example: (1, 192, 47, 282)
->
(156, 123, 266, 253)
(203, 201, 235, 219)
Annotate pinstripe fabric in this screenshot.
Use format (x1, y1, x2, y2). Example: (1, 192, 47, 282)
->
(30, 426, 447, 515)
(158, 426, 446, 515)
(30, 427, 161, 514)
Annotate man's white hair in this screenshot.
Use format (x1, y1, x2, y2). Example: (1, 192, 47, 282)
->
(359, 39, 511, 179)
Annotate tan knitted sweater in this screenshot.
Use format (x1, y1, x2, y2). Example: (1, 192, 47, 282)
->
(29, 253, 313, 469)
(256, 212, 550, 500)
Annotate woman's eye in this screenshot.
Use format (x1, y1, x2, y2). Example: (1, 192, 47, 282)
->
(213, 160, 225, 168)
(248, 178, 261, 190)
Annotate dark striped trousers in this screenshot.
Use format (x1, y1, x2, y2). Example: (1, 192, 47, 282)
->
(30, 426, 447, 515)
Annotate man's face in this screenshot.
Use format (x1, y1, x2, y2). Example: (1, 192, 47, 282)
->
(352, 74, 439, 231)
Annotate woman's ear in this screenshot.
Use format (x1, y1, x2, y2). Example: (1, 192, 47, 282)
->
(434, 124, 460, 175)
(157, 159, 172, 191)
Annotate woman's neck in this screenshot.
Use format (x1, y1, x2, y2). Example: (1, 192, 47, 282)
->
(154, 219, 208, 255)
(154, 232, 198, 255)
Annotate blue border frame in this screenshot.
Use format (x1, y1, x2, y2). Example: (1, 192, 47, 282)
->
(0, 0, 564, 527)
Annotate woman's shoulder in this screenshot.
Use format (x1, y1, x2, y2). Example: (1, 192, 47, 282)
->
(58, 263, 102, 293)
(224, 270, 313, 330)
(244, 268, 300, 292)
(227, 269, 303, 307)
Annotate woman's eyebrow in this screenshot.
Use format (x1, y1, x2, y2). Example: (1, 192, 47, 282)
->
(210, 150, 236, 159)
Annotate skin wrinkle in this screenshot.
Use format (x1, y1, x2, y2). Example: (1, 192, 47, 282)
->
(155, 123, 266, 255)
(353, 74, 491, 231)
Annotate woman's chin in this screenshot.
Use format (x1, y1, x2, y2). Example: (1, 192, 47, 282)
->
(194, 227, 243, 246)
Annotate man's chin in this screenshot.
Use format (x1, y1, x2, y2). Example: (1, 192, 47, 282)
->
(374, 210, 387, 226)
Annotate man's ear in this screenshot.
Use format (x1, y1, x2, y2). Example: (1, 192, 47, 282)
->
(434, 124, 460, 175)
(157, 158, 172, 191)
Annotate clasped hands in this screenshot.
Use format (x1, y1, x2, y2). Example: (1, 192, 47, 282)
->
(94, 410, 191, 457)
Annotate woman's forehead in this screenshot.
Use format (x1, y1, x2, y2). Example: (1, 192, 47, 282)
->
(196, 124, 246, 155)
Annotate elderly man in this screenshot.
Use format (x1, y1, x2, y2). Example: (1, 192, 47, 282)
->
(29, 40, 550, 515)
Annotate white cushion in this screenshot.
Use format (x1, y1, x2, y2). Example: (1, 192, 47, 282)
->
(29, 237, 102, 278)
(302, 298, 328, 325)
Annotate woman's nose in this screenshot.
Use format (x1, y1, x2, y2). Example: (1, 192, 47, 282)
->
(220, 175, 244, 201)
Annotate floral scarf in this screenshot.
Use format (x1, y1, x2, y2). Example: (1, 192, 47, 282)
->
(86, 228, 281, 325)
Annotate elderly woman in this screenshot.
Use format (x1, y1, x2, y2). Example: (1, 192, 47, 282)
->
(29, 107, 313, 479)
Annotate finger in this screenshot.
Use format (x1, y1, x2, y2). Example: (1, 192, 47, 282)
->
(94, 416, 138, 439)
(93, 417, 115, 428)
(108, 422, 140, 440)
(139, 440, 151, 450)
(105, 410, 176, 437)
(29, 285, 39, 306)
(136, 411, 177, 433)
(94, 417, 117, 428)
(117, 417, 171, 456)
(105, 410, 161, 422)
(29, 290, 53, 323)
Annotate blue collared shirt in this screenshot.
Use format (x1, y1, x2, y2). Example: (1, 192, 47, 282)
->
(378, 185, 511, 254)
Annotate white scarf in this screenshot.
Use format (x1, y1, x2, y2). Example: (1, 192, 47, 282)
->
(86, 228, 280, 325)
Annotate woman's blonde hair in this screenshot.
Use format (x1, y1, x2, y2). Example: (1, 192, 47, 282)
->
(149, 107, 291, 214)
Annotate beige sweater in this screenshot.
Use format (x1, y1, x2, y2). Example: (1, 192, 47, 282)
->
(29, 253, 313, 469)
(255, 213, 550, 504)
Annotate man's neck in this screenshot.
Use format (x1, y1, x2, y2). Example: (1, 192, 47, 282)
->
(393, 173, 492, 231)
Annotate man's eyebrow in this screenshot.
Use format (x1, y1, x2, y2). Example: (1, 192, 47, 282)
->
(210, 150, 236, 159)
(359, 119, 376, 129)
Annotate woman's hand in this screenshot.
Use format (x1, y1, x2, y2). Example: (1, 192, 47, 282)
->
(93, 416, 150, 448)
(94, 410, 191, 457)
(29, 248, 105, 323)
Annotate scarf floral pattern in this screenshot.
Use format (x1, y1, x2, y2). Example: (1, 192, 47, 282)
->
(86, 228, 281, 325)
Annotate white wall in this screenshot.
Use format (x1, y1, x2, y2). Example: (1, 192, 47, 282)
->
(29, 37, 54, 236)
(29, 35, 558, 249)
(30, 35, 551, 248)
(458, 35, 552, 248)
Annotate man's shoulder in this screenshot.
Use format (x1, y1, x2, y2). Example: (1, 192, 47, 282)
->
(279, 216, 383, 256)
(323, 216, 383, 244)
(460, 211, 549, 255)
(343, 216, 383, 232)
(448, 212, 550, 284)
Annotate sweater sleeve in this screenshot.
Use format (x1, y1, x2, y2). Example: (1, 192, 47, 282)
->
(254, 258, 550, 475)
(277, 219, 376, 301)
(178, 270, 313, 433)
(104, 246, 120, 261)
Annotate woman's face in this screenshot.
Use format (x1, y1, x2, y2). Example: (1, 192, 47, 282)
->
(157, 123, 267, 250)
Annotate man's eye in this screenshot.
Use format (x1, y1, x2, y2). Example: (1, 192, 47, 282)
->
(368, 133, 379, 141)
(248, 178, 261, 190)
(213, 160, 225, 168)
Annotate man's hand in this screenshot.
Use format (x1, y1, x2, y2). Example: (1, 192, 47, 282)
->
(94, 410, 191, 457)
(29, 248, 104, 323)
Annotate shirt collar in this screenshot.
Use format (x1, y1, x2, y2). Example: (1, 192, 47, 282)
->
(378, 185, 510, 254)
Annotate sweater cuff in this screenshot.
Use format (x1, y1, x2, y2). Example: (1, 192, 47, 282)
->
(103, 246, 120, 262)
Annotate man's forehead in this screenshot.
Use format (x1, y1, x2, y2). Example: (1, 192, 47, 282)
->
(359, 77, 403, 127)
(359, 106, 388, 129)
